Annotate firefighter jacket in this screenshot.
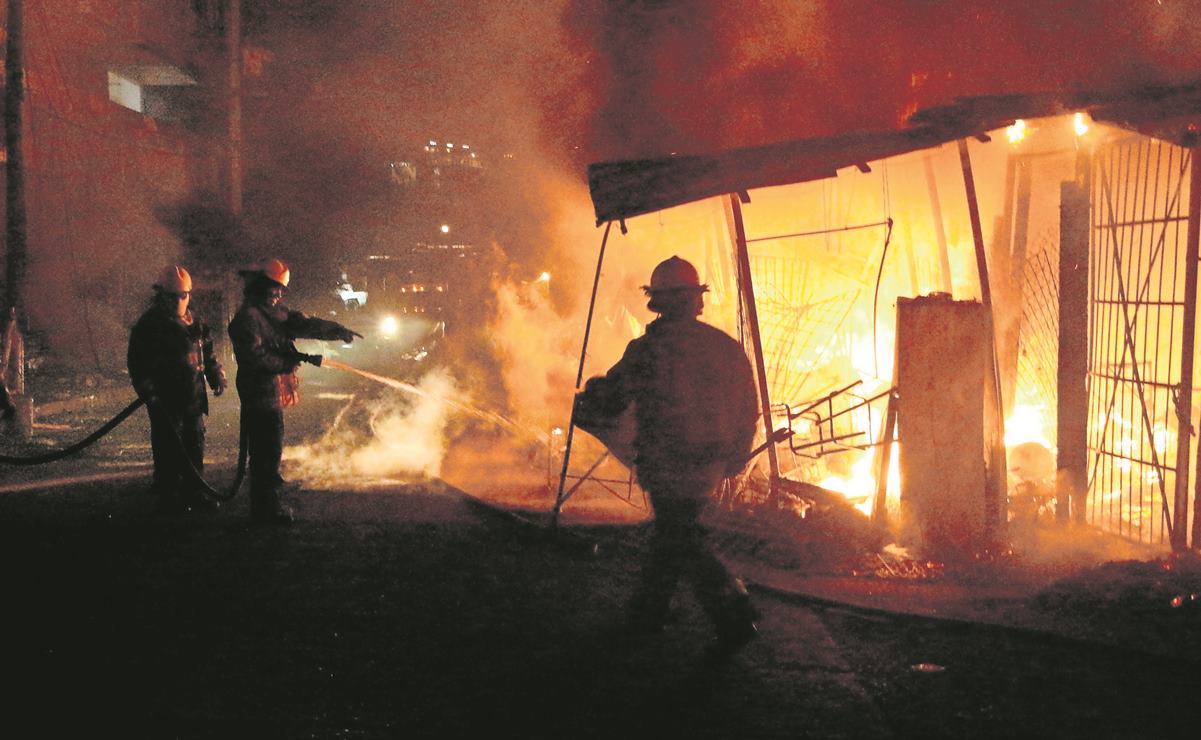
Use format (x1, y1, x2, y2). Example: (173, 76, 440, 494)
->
(578, 315, 758, 487)
(127, 307, 224, 417)
(228, 302, 348, 410)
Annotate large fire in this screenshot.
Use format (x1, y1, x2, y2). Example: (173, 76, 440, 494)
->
(280, 114, 1185, 549)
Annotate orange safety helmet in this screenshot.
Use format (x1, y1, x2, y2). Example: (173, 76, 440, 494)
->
(641, 256, 708, 294)
(240, 258, 291, 288)
(154, 265, 193, 293)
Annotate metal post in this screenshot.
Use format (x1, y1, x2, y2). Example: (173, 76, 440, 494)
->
(1181, 149, 1201, 551)
(871, 390, 898, 528)
(728, 194, 781, 498)
(552, 221, 614, 525)
(1057, 179, 1090, 526)
(5, 0, 28, 314)
(958, 138, 1008, 543)
(227, 0, 243, 217)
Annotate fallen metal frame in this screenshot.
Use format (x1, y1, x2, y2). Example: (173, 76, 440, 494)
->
(554, 450, 646, 512)
(772, 381, 895, 459)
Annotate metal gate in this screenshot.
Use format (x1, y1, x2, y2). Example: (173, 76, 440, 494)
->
(1086, 136, 1198, 548)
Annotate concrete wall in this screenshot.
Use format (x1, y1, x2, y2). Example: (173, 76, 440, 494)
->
(2, 0, 227, 370)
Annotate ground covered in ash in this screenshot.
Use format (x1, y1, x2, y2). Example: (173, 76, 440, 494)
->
(701, 485, 1201, 663)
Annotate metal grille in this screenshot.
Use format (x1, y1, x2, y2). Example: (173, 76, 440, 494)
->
(1087, 138, 1192, 545)
(749, 253, 862, 405)
(1017, 229, 1060, 420)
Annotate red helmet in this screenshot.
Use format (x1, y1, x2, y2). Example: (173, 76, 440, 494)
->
(240, 258, 291, 287)
(642, 256, 708, 293)
(154, 265, 193, 293)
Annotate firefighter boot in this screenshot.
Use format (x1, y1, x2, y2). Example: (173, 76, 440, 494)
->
(706, 579, 759, 663)
(180, 488, 220, 513)
(250, 487, 294, 525)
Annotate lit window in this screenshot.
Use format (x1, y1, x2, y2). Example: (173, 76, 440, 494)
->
(108, 66, 197, 121)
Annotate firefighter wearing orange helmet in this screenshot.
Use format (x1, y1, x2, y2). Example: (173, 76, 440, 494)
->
(127, 265, 227, 514)
(575, 256, 760, 659)
(228, 258, 362, 524)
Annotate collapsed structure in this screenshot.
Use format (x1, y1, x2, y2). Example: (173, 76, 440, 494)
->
(557, 79, 1201, 557)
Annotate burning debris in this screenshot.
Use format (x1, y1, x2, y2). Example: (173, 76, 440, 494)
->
(853, 547, 946, 581)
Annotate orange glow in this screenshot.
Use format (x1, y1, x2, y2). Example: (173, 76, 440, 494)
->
(1006, 119, 1028, 144)
(1004, 403, 1052, 449)
(818, 443, 899, 516)
(1073, 112, 1090, 137)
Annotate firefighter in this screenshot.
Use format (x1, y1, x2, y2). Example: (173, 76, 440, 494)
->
(228, 258, 361, 524)
(575, 255, 760, 659)
(127, 265, 227, 514)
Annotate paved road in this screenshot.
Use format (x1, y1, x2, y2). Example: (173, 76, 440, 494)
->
(2, 471, 1197, 738)
(2, 368, 1198, 738)
(0, 467, 893, 738)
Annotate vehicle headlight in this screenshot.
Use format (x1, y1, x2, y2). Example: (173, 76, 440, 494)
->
(379, 315, 400, 337)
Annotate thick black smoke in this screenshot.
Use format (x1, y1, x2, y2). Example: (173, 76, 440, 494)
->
(240, 1, 1201, 292)
(562, 0, 1201, 162)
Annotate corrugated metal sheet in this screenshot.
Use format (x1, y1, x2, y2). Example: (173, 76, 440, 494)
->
(587, 80, 1201, 224)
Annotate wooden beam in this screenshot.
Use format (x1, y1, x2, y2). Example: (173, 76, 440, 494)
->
(957, 138, 1008, 545)
(1057, 178, 1090, 525)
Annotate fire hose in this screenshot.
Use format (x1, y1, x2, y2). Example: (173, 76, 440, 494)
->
(0, 396, 249, 502)
(1, 357, 528, 498)
(0, 397, 147, 465)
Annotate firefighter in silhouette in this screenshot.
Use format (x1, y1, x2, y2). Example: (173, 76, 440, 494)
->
(228, 258, 361, 524)
(128, 265, 227, 514)
(575, 256, 760, 658)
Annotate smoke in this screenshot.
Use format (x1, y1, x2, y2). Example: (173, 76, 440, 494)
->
(240, 0, 592, 289)
(285, 369, 461, 486)
(487, 278, 581, 431)
(562, 0, 1201, 162)
(17, 0, 1201, 372)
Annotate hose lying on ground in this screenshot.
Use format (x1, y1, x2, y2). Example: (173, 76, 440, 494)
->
(0, 396, 248, 502)
(0, 398, 146, 465)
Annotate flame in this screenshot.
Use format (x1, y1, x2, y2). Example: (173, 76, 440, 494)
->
(1004, 403, 1053, 448)
(1073, 112, 1090, 137)
(1006, 119, 1028, 144)
(818, 443, 899, 516)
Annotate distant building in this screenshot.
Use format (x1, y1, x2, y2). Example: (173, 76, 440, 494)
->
(389, 139, 484, 190)
(1, 3, 238, 369)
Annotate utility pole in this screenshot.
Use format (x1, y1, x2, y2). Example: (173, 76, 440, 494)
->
(226, 0, 243, 217)
(3, 0, 30, 434)
(4, 0, 27, 314)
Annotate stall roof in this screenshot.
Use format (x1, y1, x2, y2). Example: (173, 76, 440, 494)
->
(587, 79, 1201, 224)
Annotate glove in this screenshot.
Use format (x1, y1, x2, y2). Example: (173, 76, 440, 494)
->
(300, 353, 323, 367)
(212, 373, 228, 397)
(339, 327, 363, 343)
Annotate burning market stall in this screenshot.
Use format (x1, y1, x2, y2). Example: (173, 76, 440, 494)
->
(557, 80, 1201, 558)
